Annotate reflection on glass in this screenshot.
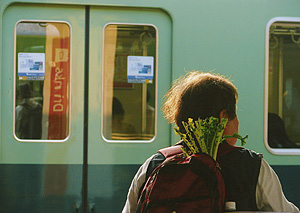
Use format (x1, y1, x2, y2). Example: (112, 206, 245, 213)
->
(103, 24, 156, 141)
(15, 22, 70, 140)
(268, 21, 300, 148)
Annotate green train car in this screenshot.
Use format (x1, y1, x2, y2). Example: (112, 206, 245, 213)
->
(0, 0, 300, 212)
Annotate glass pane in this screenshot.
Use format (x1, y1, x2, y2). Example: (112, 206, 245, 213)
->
(103, 24, 156, 141)
(15, 22, 70, 140)
(268, 21, 300, 148)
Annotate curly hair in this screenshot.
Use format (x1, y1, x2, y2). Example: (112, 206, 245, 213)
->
(162, 71, 238, 131)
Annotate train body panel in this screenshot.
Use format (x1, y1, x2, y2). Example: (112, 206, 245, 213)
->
(0, 0, 300, 212)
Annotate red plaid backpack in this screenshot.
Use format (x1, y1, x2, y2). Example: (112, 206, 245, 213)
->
(136, 145, 225, 213)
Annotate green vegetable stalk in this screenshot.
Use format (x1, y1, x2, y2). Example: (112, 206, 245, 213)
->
(174, 117, 248, 160)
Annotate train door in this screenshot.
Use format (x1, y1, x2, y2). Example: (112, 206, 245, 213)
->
(1, 3, 86, 212)
(87, 7, 172, 211)
(1, 3, 172, 212)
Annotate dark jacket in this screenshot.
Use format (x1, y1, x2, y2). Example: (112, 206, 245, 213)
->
(217, 142, 262, 211)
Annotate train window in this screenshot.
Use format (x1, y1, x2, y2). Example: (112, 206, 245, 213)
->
(102, 24, 157, 142)
(15, 21, 70, 141)
(266, 19, 300, 152)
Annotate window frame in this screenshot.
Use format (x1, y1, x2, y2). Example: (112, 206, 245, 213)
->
(101, 22, 158, 143)
(265, 17, 300, 155)
(13, 19, 72, 143)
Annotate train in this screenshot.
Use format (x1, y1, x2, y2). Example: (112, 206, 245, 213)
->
(0, 0, 300, 212)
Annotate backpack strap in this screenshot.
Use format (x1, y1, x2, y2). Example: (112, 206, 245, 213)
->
(150, 142, 183, 170)
(158, 145, 183, 159)
(145, 144, 183, 179)
(137, 143, 184, 201)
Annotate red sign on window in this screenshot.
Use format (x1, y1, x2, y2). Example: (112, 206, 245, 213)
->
(47, 38, 69, 140)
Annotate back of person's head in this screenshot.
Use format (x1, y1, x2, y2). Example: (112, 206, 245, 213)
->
(18, 83, 33, 100)
(268, 112, 297, 148)
(162, 71, 238, 131)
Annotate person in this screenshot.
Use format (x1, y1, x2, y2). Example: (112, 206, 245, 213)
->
(122, 71, 300, 212)
(268, 112, 300, 148)
(112, 97, 136, 135)
(15, 83, 42, 139)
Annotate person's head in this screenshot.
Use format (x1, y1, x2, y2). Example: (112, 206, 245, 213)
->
(18, 83, 33, 101)
(162, 71, 239, 145)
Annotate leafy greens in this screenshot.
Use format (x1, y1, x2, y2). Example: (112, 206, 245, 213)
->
(174, 117, 248, 160)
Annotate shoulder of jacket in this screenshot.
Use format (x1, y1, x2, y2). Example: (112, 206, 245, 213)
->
(238, 147, 263, 159)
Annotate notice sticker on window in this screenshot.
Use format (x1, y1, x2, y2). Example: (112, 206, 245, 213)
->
(18, 53, 45, 80)
(127, 56, 154, 83)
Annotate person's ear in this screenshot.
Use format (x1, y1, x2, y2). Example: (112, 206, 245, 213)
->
(219, 109, 228, 120)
